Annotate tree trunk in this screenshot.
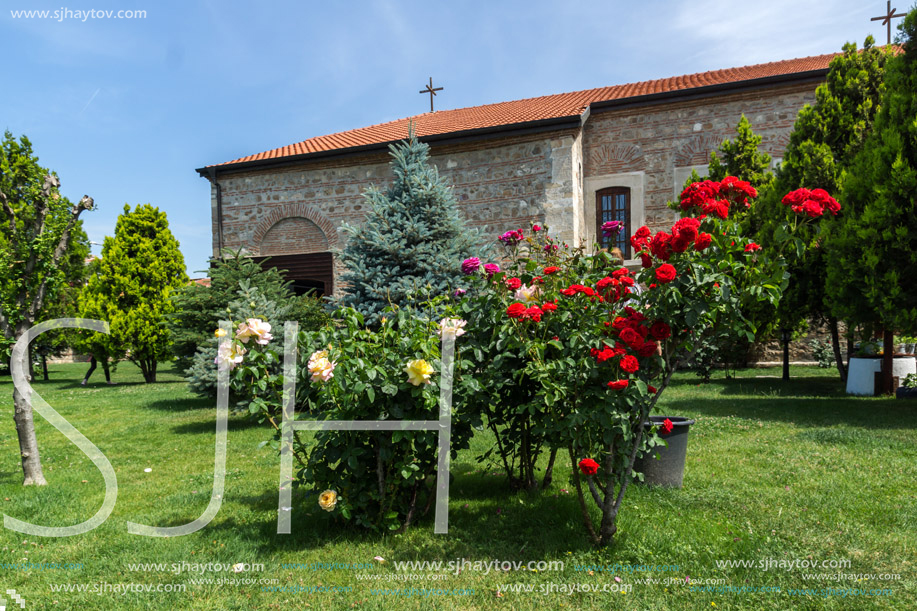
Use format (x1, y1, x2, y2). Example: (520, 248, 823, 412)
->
(139, 359, 156, 383)
(541, 447, 557, 489)
(829, 317, 847, 383)
(782, 332, 790, 381)
(881, 329, 894, 395)
(13, 380, 47, 486)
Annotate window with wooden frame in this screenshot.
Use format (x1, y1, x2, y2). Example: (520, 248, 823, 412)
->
(596, 186, 631, 257)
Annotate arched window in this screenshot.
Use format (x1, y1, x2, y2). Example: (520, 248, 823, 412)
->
(596, 186, 631, 257)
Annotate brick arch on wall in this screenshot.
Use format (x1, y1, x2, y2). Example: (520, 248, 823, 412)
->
(674, 133, 726, 167)
(585, 143, 643, 175)
(250, 204, 340, 256)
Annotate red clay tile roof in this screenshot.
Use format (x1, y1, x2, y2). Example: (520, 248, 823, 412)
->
(206, 52, 837, 171)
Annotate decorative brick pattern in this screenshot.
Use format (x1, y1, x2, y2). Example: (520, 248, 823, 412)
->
(258, 217, 329, 256)
(586, 143, 644, 175)
(248, 203, 339, 256)
(674, 133, 727, 167)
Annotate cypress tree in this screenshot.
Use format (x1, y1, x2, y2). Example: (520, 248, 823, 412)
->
(84, 204, 188, 383)
(752, 37, 891, 381)
(829, 10, 917, 393)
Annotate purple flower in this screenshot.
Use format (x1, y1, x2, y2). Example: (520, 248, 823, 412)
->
(453, 288, 467, 298)
(484, 263, 500, 277)
(498, 229, 524, 246)
(602, 220, 625, 237)
(461, 257, 481, 275)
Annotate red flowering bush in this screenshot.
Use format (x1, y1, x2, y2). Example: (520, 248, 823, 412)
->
(453, 176, 836, 545)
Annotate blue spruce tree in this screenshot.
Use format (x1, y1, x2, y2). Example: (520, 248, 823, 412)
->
(335, 135, 480, 324)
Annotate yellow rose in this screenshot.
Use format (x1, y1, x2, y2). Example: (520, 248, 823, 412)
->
(214, 328, 227, 338)
(318, 489, 338, 512)
(404, 359, 434, 386)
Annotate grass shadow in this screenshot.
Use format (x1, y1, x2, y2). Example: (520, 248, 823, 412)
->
(664, 395, 917, 429)
(209, 471, 591, 557)
(146, 396, 217, 412)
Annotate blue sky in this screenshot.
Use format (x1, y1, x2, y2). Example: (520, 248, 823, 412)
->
(0, 0, 901, 276)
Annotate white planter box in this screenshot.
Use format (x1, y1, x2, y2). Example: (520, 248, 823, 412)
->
(846, 356, 917, 396)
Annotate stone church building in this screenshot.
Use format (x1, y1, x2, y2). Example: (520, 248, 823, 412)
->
(197, 53, 836, 297)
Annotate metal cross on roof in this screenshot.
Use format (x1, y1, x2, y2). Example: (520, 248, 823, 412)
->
(419, 77, 443, 112)
(871, 1, 906, 45)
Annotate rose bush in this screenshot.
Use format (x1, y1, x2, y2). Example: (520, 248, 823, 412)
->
(455, 177, 837, 544)
(220, 301, 476, 533)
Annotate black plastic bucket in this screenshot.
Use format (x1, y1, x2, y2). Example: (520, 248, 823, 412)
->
(633, 416, 695, 488)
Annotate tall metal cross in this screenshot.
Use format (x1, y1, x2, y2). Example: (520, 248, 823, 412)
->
(871, 1, 906, 45)
(419, 77, 443, 112)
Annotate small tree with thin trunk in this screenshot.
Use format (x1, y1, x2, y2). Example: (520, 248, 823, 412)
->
(0, 132, 94, 485)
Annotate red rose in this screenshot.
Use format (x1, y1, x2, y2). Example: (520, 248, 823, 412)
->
(655, 263, 677, 284)
(781, 188, 809, 207)
(595, 347, 616, 363)
(671, 236, 691, 253)
(694, 232, 712, 251)
(701, 200, 730, 219)
(619, 327, 641, 347)
(620, 355, 639, 373)
(811, 188, 841, 215)
(660, 418, 674, 435)
(505, 277, 522, 290)
(744, 243, 761, 253)
(506, 303, 527, 319)
(650, 231, 673, 261)
(611, 316, 628, 330)
(523, 306, 543, 322)
(543, 266, 560, 275)
(607, 379, 629, 391)
(719, 176, 757, 207)
(648, 385, 657, 394)
(649, 321, 671, 340)
(801, 200, 823, 218)
(578, 458, 600, 476)
(673, 217, 700, 241)
(679, 180, 720, 209)
(541, 302, 557, 312)
(640, 253, 653, 268)
(634, 226, 651, 240)
(637, 341, 658, 357)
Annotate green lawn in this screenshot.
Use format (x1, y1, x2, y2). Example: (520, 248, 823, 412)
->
(0, 362, 913, 610)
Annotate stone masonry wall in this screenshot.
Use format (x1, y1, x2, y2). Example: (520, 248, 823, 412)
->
(213, 131, 580, 261)
(581, 83, 818, 239)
